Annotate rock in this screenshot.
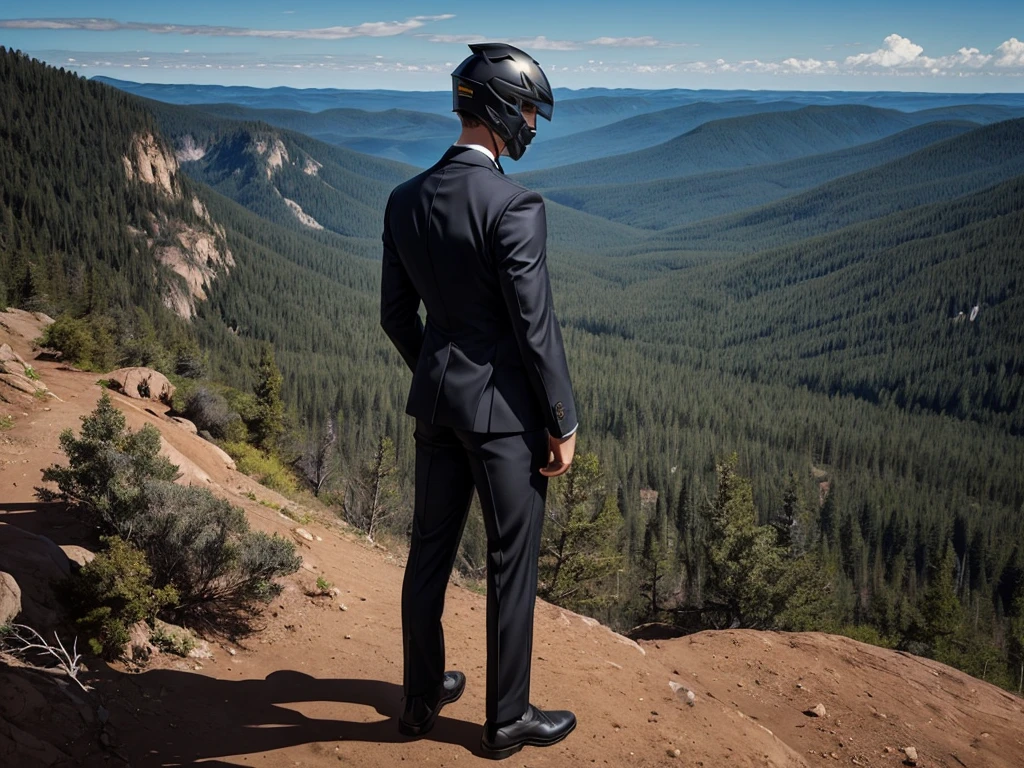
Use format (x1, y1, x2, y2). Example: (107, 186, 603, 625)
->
(294, 528, 314, 541)
(902, 746, 918, 765)
(171, 416, 198, 434)
(207, 441, 237, 470)
(804, 704, 828, 718)
(127, 621, 156, 663)
(0, 372, 45, 396)
(0, 344, 26, 366)
(0, 673, 48, 720)
(0, 717, 70, 766)
(667, 747, 681, 758)
(107, 367, 175, 404)
(0, 524, 71, 630)
(160, 437, 211, 486)
(59, 545, 95, 568)
(0, 571, 21, 625)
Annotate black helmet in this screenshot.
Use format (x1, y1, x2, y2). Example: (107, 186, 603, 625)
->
(451, 43, 554, 161)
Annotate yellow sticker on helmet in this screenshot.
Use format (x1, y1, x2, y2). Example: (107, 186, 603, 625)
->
(457, 84, 474, 97)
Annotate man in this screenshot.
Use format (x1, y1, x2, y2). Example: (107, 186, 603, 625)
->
(380, 43, 578, 760)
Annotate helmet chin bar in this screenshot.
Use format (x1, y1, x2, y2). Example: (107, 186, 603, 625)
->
(504, 119, 537, 161)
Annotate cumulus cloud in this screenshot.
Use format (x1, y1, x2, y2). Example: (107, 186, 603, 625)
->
(995, 37, 1024, 67)
(845, 33, 923, 67)
(0, 15, 455, 39)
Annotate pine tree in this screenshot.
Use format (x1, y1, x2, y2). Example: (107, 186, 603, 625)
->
(251, 344, 285, 453)
(539, 452, 624, 612)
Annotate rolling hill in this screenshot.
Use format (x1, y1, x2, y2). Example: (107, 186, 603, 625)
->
(514, 105, 948, 188)
(645, 117, 1024, 251)
(515, 99, 806, 170)
(540, 120, 978, 230)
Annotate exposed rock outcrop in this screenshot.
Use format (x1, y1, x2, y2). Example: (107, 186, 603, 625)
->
(254, 137, 289, 179)
(123, 133, 234, 319)
(282, 197, 325, 230)
(107, 367, 175, 404)
(122, 133, 178, 198)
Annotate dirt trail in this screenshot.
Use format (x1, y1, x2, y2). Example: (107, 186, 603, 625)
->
(2, 309, 1022, 768)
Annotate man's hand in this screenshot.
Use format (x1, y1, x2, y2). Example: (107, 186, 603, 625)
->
(540, 431, 576, 477)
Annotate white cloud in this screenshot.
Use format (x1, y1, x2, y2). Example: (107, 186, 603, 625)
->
(845, 33, 923, 67)
(994, 37, 1024, 67)
(421, 33, 678, 50)
(0, 15, 455, 39)
(419, 33, 580, 50)
(780, 57, 837, 73)
(586, 36, 662, 47)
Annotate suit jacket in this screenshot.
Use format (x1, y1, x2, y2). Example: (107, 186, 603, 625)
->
(381, 146, 577, 439)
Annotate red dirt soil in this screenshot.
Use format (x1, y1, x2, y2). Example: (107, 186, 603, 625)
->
(1, 309, 1022, 768)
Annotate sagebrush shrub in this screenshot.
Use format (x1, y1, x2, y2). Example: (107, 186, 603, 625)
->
(137, 481, 300, 618)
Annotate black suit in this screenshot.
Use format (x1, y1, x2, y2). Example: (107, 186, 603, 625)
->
(381, 145, 577, 724)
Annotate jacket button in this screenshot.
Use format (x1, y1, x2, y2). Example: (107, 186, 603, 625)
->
(555, 402, 565, 420)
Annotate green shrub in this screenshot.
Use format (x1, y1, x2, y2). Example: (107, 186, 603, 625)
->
(222, 441, 298, 494)
(315, 576, 332, 594)
(40, 396, 302, 635)
(39, 393, 179, 536)
(149, 623, 196, 657)
(37, 314, 117, 371)
(0, 415, 13, 431)
(23, 365, 40, 381)
(62, 536, 178, 659)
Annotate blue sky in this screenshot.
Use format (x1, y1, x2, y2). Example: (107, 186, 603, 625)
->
(2, 1, 1023, 91)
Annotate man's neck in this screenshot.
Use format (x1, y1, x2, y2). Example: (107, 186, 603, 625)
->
(457, 126, 505, 158)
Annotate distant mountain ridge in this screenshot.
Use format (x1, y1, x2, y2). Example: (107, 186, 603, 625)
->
(515, 104, 957, 188)
(540, 120, 979, 229)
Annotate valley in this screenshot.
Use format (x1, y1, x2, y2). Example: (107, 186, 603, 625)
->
(1, 46, 1022, 766)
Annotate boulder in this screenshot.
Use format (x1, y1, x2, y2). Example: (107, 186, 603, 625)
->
(0, 673, 48, 721)
(0, 524, 72, 630)
(108, 367, 175, 404)
(0, 373, 43, 396)
(0, 344, 27, 366)
(59, 545, 96, 569)
(0, 571, 21, 625)
(171, 416, 198, 435)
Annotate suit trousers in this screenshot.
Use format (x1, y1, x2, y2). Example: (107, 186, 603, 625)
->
(402, 418, 549, 725)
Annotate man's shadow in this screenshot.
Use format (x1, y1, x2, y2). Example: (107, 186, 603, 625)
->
(92, 667, 487, 765)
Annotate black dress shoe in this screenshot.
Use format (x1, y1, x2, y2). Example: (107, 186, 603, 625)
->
(399, 671, 466, 737)
(481, 704, 576, 759)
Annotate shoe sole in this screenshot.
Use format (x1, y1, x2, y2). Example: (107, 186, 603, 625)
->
(398, 684, 465, 737)
(480, 719, 577, 760)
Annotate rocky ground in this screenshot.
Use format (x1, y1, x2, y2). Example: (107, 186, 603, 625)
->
(1, 308, 1022, 768)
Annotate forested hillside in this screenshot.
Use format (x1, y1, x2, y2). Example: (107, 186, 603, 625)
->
(515, 105, 952, 187)
(541, 120, 977, 228)
(5, 51, 1023, 693)
(646, 117, 1024, 251)
(512, 99, 806, 170)
(0, 48, 229, 365)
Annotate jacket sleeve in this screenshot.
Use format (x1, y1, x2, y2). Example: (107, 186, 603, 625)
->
(380, 194, 424, 373)
(493, 190, 578, 439)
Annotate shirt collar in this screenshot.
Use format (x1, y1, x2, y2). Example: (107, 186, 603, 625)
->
(453, 143, 499, 168)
